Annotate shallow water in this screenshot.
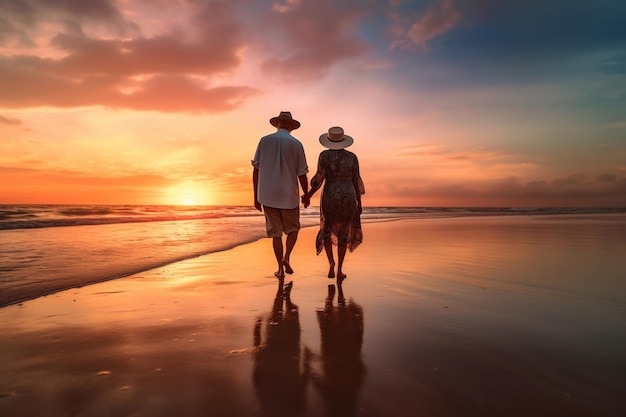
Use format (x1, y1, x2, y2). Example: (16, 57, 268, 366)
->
(2, 205, 622, 307)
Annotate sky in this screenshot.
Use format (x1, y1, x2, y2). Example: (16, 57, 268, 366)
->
(1, 0, 625, 207)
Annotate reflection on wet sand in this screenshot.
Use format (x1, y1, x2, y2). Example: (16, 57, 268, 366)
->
(313, 282, 366, 417)
(253, 279, 311, 417)
(251, 279, 367, 417)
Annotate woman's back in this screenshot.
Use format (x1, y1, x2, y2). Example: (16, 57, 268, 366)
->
(319, 149, 359, 180)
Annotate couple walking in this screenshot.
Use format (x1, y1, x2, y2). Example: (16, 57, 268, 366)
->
(252, 111, 365, 280)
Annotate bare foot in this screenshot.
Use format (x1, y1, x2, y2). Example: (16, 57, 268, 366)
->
(274, 270, 284, 278)
(327, 262, 335, 278)
(282, 259, 294, 275)
(337, 272, 347, 280)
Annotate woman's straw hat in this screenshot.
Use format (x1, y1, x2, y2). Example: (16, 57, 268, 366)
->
(319, 126, 354, 149)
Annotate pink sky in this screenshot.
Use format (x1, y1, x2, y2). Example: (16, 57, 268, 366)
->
(1, 0, 625, 207)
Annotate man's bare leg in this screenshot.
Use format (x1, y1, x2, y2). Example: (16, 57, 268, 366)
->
(273, 237, 284, 278)
(282, 231, 298, 274)
(324, 241, 335, 278)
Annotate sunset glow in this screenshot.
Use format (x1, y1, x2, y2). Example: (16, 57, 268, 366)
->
(167, 182, 213, 206)
(1, 0, 625, 207)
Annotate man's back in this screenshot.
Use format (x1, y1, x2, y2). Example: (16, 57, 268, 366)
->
(252, 128, 308, 209)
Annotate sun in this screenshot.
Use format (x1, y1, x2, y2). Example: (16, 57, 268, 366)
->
(167, 182, 211, 206)
(181, 195, 196, 206)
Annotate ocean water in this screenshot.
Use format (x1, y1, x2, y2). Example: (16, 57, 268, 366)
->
(0, 204, 623, 307)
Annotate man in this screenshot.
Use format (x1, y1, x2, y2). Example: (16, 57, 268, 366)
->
(252, 111, 309, 278)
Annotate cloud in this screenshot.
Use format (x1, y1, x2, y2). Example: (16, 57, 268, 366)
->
(0, 0, 135, 49)
(372, 173, 626, 207)
(0, 164, 175, 189)
(3, 0, 132, 29)
(0, 0, 378, 109)
(407, 0, 461, 50)
(272, 0, 301, 13)
(597, 173, 617, 182)
(0, 56, 259, 112)
(258, 0, 371, 81)
(0, 0, 257, 112)
(0, 163, 255, 205)
(600, 53, 626, 75)
(487, 174, 626, 205)
(391, 0, 461, 51)
(0, 165, 179, 204)
(0, 114, 23, 126)
(388, 143, 536, 176)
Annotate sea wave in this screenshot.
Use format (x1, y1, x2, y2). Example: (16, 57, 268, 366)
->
(0, 205, 624, 230)
(0, 205, 261, 230)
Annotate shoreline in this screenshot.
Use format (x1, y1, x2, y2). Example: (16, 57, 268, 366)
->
(2, 212, 625, 309)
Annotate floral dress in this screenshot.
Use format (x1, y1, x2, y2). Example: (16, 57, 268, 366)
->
(310, 149, 365, 254)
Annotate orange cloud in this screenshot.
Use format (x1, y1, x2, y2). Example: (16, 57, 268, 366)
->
(0, 114, 22, 126)
(0, 159, 258, 205)
(387, 143, 534, 177)
(0, 165, 171, 187)
(0, 1, 256, 112)
(0, 165, 173, 204)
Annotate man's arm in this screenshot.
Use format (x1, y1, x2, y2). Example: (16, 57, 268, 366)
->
(298, 174, 309, 208)
(253, 167, 262, 211)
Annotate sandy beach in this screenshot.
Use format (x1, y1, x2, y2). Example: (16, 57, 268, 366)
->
(1, 215, 625, 417)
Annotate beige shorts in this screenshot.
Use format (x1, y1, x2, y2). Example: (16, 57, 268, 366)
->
(263, 206, 301, 238)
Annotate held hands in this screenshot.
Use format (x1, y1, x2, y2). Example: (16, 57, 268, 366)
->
(301, 193, 311, 208)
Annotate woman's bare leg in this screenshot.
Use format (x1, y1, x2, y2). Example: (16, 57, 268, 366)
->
(324, 241, 335, 278)
(337, 244, 347, 280)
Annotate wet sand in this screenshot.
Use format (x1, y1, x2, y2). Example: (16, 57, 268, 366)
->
(1, 215, 625, 417)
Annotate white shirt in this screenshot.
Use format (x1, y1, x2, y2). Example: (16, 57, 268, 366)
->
(252, 128, 308, 209)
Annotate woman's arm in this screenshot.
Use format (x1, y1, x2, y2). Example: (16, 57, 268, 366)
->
(353, 154, 365, 214)
(301, 152, 326, 206)
(302, 179, 322, 208)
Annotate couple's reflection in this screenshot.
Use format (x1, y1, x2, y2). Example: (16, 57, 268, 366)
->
(252, 280, 365, 417)
(253, 279, 310, 416)
(313, 283, 366, 417)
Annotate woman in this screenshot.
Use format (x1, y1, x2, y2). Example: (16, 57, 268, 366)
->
(302, 126, 365, 280)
